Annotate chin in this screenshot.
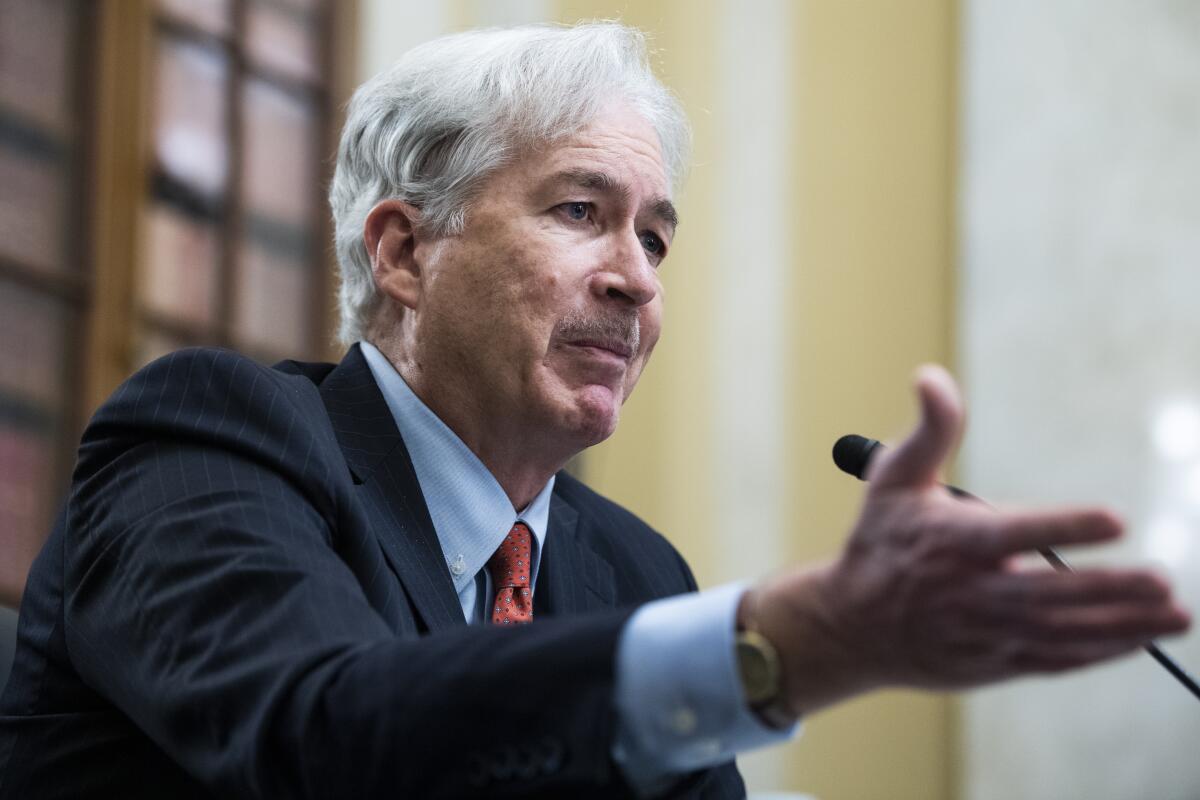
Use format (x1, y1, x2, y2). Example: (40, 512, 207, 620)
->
(568, 385, 623, 446)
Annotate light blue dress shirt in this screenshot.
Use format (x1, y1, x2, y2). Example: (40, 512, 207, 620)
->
(360, 341, 796, 790)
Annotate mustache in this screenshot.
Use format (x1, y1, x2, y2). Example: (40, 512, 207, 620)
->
(555, 309, 640, 356)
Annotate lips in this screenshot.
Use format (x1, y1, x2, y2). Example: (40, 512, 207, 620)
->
(566, 339, 634, 360)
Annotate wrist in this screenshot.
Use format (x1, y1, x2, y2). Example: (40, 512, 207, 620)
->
(749, 563, 879, 716)
(735, 586, 798, 727)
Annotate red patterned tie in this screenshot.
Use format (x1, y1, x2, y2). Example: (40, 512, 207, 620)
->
(487, 522, 533, 625)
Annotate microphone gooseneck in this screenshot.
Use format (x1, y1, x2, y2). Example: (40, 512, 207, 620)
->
(831, 432, 1200, 702)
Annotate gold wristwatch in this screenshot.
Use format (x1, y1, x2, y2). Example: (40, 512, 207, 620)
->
(735, 629, 794, 730)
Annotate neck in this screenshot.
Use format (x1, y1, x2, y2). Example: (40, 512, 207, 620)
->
(420, 388, 569, 511)
(367, 333, 571, 511)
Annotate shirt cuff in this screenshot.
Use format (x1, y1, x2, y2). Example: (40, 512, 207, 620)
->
(611, 582, 800, 792)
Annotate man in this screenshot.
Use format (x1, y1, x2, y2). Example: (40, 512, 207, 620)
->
(0, 22, 1189, 799)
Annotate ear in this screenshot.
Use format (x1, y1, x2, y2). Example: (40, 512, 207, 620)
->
(363, 199, 424, 310)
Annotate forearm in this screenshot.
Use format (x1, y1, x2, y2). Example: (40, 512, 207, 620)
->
(264, 616, 632, 799)
(69, 527, 634, 799)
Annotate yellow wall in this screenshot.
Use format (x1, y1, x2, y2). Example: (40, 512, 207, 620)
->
(783, 5, 958, 798)
(560, 2, 960, 798)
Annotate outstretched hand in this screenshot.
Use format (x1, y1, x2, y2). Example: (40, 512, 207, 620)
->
(745, 366, 1192, 716)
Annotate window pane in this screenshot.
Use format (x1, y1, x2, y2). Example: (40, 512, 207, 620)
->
(0, 0, 72, 134)
(0, 143, 65, 271)
(157, 0, 232, 38)
(154, 36, 229, 197)
(0, 280, 67, 411)
(233, 238, 309, 355)
(240, 78, 317, 225)
(141, 203, 221, 326)
(0, 422, 55, 600)
(244, 1, 321, 84)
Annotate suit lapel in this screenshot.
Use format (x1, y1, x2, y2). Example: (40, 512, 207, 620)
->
(534, 492, 616, 617)
(318, 345, 464, 633)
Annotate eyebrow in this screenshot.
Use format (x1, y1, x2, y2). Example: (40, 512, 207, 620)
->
(551, 167, 679, 231)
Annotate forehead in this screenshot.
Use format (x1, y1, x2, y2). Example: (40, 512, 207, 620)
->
(510, 104, 671, 199)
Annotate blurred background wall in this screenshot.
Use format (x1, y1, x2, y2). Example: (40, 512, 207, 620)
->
(960, 1, 1200, 798)
(1, 1, 1197, 798)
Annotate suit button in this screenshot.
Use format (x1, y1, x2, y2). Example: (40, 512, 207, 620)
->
(467, 753, 489, 787)
(538, 737, 564, 775)
(515, 745, 540, 780)
(490, 745, 518, 781)
(669, 706, 698, 736)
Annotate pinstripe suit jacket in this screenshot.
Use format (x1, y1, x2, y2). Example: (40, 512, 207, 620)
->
(0, 345, 746, 799)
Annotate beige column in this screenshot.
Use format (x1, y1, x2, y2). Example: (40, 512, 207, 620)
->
(782, 3, 957, 799)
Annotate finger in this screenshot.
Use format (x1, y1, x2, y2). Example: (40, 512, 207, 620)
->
(870, 365, 964, 492)
(1017, 603, 1192, 643)
(967, 593, 1191, 643)
(962, 507, 1125, 560)
(1010, 637, 1151, 674)
(976, 568, 1171, 608)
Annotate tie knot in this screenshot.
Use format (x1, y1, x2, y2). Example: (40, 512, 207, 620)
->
(487, 522, 532, 590)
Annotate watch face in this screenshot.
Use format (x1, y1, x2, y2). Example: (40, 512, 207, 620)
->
(737, 637, 775, 704)
(736, 632, 794, 729)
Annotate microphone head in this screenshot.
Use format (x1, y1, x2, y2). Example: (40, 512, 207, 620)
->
(832, 434, 881, 481)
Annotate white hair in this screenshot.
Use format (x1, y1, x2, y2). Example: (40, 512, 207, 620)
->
(328, 22, 691, 345)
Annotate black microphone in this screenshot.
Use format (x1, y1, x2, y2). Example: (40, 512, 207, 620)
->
(832, 432, 1200, 701)
(833, 434, 985, 504)
(832, 434, 880, 480)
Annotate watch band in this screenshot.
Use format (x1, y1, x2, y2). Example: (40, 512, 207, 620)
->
(735, 629, 795, 730)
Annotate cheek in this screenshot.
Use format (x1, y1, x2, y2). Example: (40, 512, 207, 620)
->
(447, 241, 552, 321)
(494, 236, 564, 299)
(489, 253, 570, 364)
(534, 265, 564, 301)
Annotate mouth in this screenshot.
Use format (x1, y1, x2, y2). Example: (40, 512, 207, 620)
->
(565, 338, 634, 362)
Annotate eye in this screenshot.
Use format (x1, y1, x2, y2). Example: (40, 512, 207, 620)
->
(640, 231, 666, 258)
(559, 201, 591, 221)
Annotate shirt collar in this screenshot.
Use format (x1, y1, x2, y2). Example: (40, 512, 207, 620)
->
(359, 341, 554, 594)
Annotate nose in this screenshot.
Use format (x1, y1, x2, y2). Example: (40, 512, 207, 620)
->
(590, 230, 658, 307)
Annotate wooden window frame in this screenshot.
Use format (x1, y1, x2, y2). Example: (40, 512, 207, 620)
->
(0, 0, 97, 605)
(87, 0, 356, 414)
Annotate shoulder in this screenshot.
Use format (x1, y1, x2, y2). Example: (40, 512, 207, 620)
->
(553, 470, 699, 594)
(63, 347, 351, 559)
(77, 347, 341, 489)
(94, 347, 324, 425)
(90, 346, 333, 431)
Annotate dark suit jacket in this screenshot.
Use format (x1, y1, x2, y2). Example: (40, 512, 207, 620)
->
(0, 346, 746, 798)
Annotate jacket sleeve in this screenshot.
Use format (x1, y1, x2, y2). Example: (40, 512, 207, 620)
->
(62, 349, 637, 799)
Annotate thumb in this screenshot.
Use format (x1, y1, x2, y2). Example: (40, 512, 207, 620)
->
(869, 364, 965, 491)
